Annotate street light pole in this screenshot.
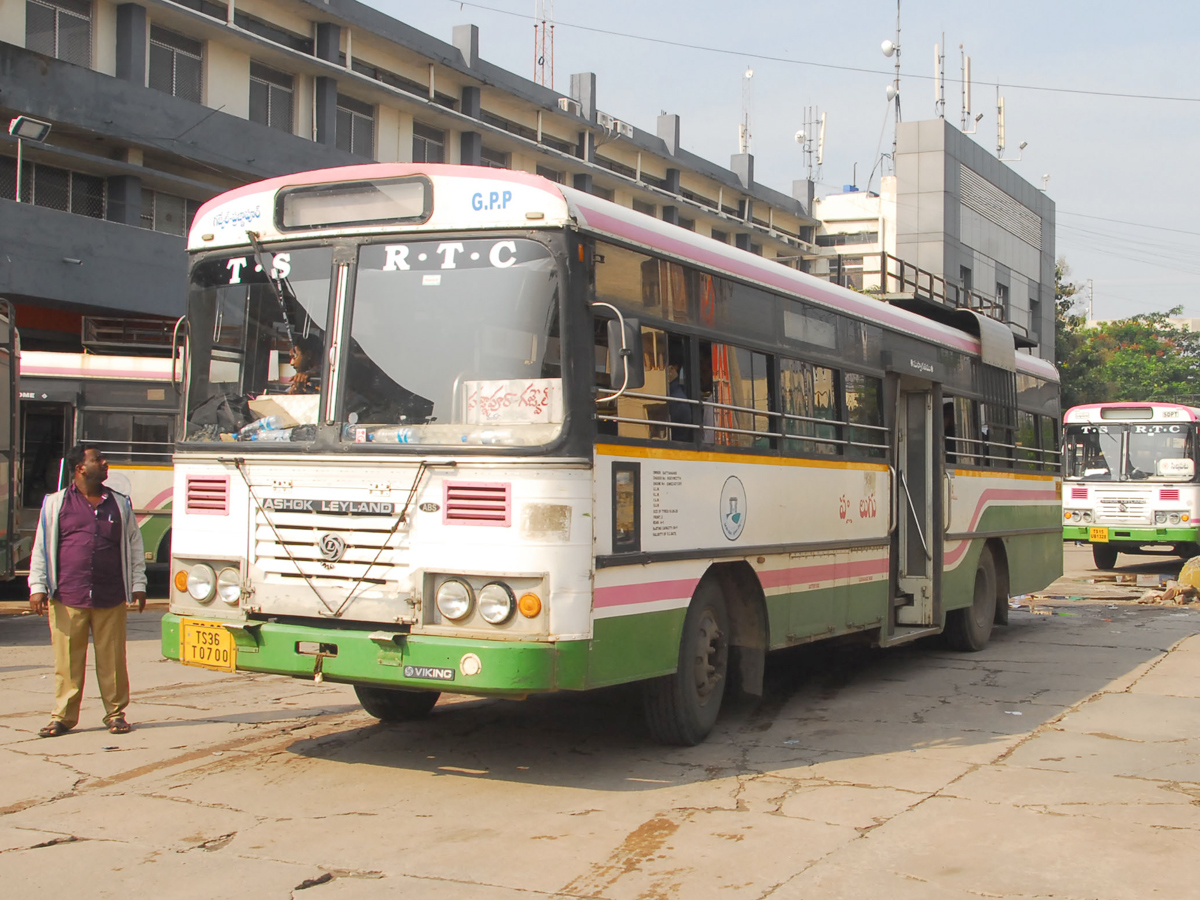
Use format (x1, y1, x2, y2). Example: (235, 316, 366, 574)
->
(7, 116, 54, 203)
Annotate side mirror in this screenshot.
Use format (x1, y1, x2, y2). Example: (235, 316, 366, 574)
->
(606, 317, 645, 391)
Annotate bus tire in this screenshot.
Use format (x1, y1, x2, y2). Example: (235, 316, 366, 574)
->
(1092, 543, 1118, 570)
(354, 685, 439, 721)
(945, 548, 997, 652)
(643, 580, 730, 746)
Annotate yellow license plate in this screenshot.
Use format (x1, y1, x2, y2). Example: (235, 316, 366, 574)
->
(1089, 526, 1109, 543)
(180, 619, 237, 672)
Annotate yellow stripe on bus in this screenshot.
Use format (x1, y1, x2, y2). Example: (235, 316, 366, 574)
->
(951, 468, 1058, 482)
(596, 443, 890, 472)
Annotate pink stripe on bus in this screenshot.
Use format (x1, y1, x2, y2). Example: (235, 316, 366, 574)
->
(944, 487, 1060, 567)
(594, 577, 701, 609)
(758, 555, 890, 589)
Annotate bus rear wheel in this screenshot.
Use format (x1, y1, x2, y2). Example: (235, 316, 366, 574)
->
(1092, 543, 1119, 570)
(945, 548, 997, 652)
(354, 685, 439, 721)
(643, 581, 730, 746)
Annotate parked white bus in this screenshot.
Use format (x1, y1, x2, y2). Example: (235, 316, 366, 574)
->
(162, 164, 1062, 744)
(1062, 402, 1200, 569)
(18, 351, 177, 571)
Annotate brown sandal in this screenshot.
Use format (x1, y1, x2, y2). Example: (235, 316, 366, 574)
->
(38, 721, 71, 738)
(107, 717, 131, 735)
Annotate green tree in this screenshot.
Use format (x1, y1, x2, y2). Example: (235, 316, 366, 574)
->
(1054, 259, 1200, 408)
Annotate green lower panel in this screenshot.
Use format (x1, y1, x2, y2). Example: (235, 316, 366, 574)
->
(1063, 525, 1198, 544)
(162, 614, 589, 697)
(587, 608, 686, 688)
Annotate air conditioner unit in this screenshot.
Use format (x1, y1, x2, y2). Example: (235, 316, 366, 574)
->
(616, 121, 633, 139)
(557, 97, 582, 116)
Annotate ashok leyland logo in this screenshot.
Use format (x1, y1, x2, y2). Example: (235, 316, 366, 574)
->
(318, 533, 348, 567)
(719, 476, 747, 541)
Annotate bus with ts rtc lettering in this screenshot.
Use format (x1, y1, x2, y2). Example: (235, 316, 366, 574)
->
(1062, 402, 1200, 570)
(162, 164, 1062, 744)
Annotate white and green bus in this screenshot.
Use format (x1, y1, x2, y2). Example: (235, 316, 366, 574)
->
(1062, 402, 1200, 569)
(162, 164, 1062, 744)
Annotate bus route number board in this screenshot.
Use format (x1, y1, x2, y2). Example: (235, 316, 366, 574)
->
(180, 619, 237, 672)
(1089, 527, 1109, 543)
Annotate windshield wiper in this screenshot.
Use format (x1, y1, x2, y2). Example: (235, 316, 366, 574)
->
(246, 230, 297, 344)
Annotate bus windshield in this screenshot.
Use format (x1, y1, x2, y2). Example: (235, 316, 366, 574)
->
(344, 238, 561, 446)
(181, 238, 561, 447)
(1064, 423, 1196, 482)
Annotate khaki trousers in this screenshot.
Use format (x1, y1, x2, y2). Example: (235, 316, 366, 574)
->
(48, 600, 130, 728)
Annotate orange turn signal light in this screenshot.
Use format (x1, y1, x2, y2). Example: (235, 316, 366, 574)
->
(173, 570, 189, 593)
(518, 592, 542, 618)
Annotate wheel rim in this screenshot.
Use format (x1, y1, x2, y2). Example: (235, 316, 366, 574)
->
(691, 608, 726, 702)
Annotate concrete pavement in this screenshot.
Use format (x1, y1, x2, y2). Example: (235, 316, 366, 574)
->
(1, 584, 1199, 898)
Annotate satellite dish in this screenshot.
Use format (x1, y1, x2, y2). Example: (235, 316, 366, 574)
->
(886, 84, 898, 101)
(881, 39, 896, 57)
(795, 130, 806, 144)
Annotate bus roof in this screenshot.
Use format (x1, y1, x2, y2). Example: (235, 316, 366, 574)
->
(1064, 402, 1200, 424)
(20, 352, 179, 382)
(189, 163, 1058, 383)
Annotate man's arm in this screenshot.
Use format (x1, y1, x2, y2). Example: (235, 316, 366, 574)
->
(121, 494, 148, 612)
(28, 500, 51, 616)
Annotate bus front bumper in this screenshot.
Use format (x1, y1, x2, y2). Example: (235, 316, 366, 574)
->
(161, 614, 587, 696)
(1063, 525, 1199, 544)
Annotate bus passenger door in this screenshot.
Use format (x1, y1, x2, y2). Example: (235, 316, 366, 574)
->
(18, 402, 72, 567)
(893, 386, 942, 631)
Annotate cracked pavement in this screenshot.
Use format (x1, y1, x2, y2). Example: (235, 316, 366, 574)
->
(2, 548, 1199, 899)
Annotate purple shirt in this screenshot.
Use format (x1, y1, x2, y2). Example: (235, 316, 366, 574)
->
(56, 484, 125, 609)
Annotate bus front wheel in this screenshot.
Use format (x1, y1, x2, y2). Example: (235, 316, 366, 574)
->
(354, 685, 439, 721)
(945, 548, 997, 652)
(643, 580, 730, 746)
(1092, 543, 1119, 570)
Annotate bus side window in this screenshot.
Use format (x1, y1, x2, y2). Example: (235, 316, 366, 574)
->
(699, 342, 773, 449)
(1016, 411, 1039, 468)
(780, 357, 839, 456)
(1040, 415, 1058, 472)
(951, 396, 981, 466)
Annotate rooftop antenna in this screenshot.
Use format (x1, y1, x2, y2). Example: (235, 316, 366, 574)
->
(995, 85, 1027, 160)
(739, 67, 754, 153)
(934, 34, 945, 119)
(533, 0, 555, 88)
(881, 0, 902, 159)
(794, 107, 826, 181)
(960, 45, 972, 130)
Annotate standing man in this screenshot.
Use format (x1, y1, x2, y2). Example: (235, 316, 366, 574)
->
(28, 443, 147, 737)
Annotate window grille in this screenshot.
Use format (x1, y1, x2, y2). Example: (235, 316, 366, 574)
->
(0, 156, 105, 217)
(149, 26, 203, 103)
(412, 122, 445, 163)
(26, 0, 92, 68)
(140, 188, 196, 235)
(480, 146, 510, 169)
(336, 95, 374, 159)
(249, 62, 294, 132)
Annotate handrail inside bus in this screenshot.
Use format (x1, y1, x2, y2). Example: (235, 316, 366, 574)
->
(899, 469, 932, 561)
(171, 315, 187, 396)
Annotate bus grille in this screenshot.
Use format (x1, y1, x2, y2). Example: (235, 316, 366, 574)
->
(1160, 488, 1181, 502)
(186, 475, 229, 515)
(252, 511, 407, 588)
(1096, 493, 1149, 524)
(1070, 487, 1088, 500)
(444, 482, 511, 526)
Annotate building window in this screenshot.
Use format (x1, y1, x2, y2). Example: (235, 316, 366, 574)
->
(335, 95, 374, 158)
(249, 62, 293, 132)
(149, 26, 202, 103)
(140, 189, 200, 236)
(26, 0, 91, 67)
(536, 165, 563, 184)
(0, 157, 105, 217)
(679, 217, 695, 232)
(592, 185, 615, 202)
(996, 282, 1010, 320)
(412, 122, 445, 163)
(711, 229, 729, 244)
(632, 198, 656, 217)
(480, 146, 510, 169)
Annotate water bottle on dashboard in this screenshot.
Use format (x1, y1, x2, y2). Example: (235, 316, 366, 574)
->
(238, 414, 283, 440)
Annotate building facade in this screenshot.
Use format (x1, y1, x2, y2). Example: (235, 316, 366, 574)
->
(0, 0, 821, 351)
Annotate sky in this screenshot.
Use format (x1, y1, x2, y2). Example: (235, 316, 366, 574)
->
(375, 0, 1200, 321)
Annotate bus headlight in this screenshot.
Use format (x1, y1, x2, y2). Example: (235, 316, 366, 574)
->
(435, 579, 473, 621)
(1170, 513, 1182, 525)
(1156, 511, 1168, 525)
(187, 564, 216, 602)
(1082, 511, 1094, 523)
(216, 568, 242, 605)
(478, 582, 515, 625)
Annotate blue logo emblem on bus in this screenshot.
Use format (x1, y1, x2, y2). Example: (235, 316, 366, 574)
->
(720, 476, 747, 541)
